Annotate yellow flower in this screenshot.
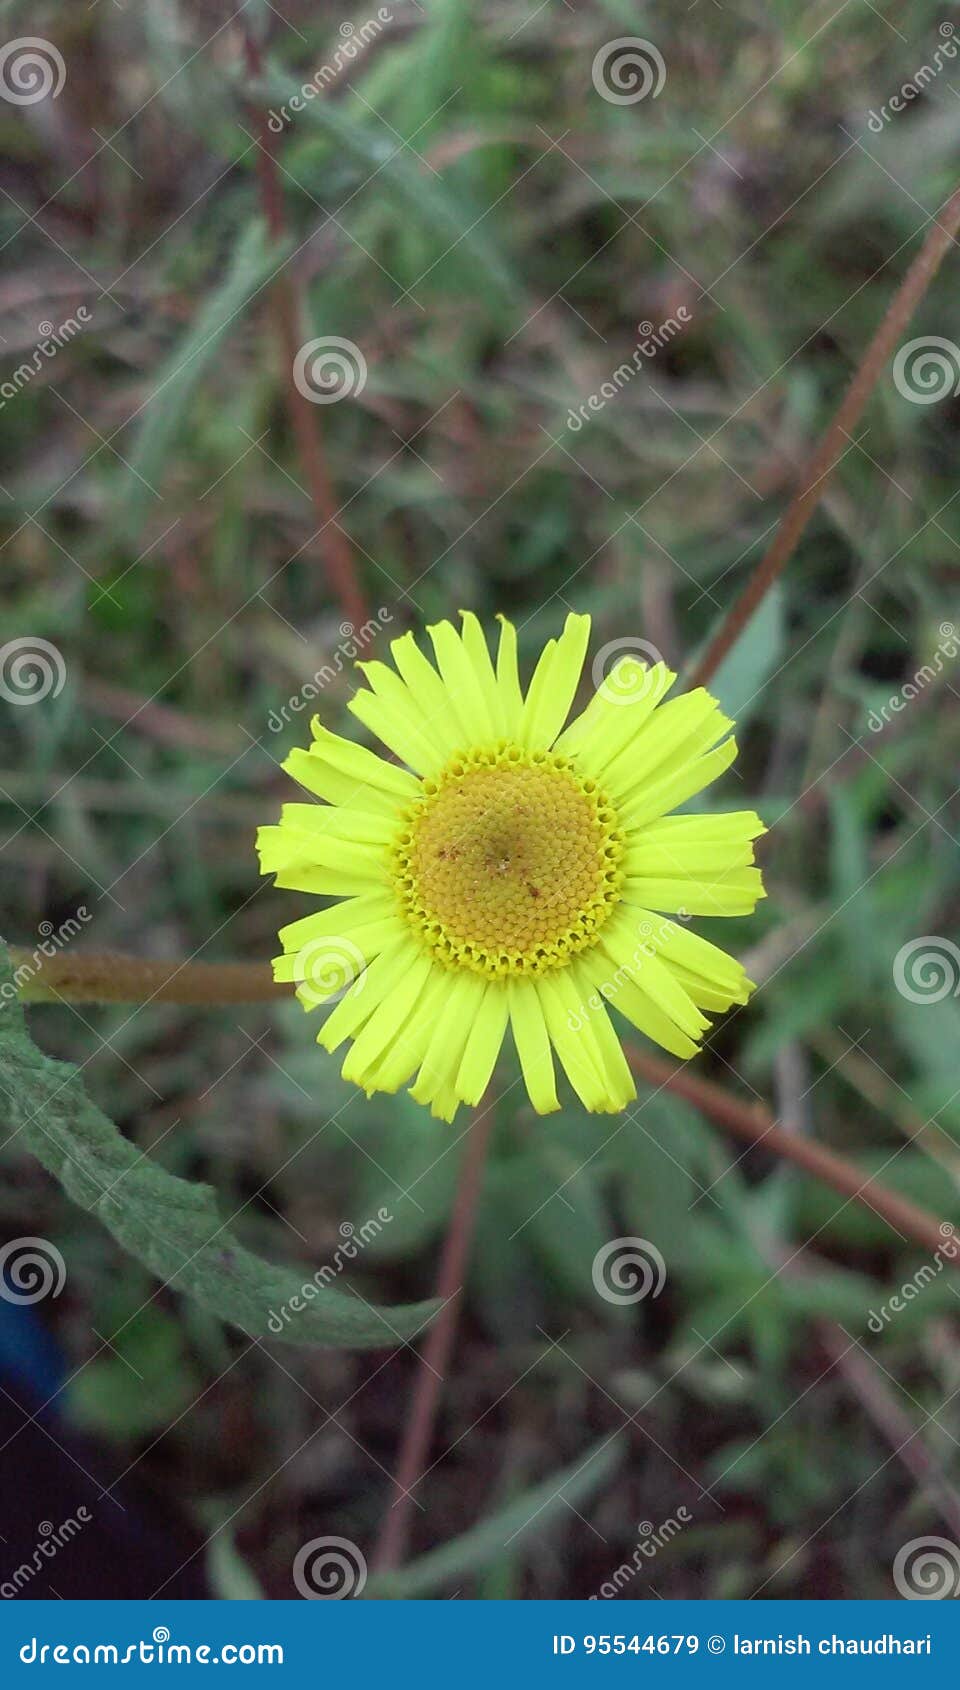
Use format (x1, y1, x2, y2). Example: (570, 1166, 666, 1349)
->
(258, 613, 765, 1121)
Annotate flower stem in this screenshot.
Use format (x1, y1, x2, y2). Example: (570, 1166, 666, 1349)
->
(689, 180, 960, 690)
(372, 1100, 498, 1575)
(627, 1046, 955, 1261)
(242, 29, 369, 635)
(11, 951, 282, 1006)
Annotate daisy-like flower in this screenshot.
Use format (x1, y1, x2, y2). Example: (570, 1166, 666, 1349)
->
(258, 614, 765, 1121)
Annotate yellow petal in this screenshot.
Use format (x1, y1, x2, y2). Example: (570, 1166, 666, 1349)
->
(457, 982, 509, 1104)
(428, 618, 497, 743)
(536, 972, 611, 1112)
(410, 972, 486, 1118)
(341, 951, 435, 1085)
(459, 611, 504, 735)
(554, 659, 675, 766)
(389, 630, 468, 754)
(519, 613, 590, 749)
(619, 737, 739, 831)
(349, 663, 445, 775)
(508, 978, 559, 1114)
(495, 614, 524, 732)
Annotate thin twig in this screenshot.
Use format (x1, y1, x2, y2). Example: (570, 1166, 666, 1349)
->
(689, 182, 960, 689)
(371, 1101, 499, 1575)
(753, 1232, 960, 1543)
(626, 1046, 957, 1260)
(811, 1027, 960, 1187)
(819, 1323, 960, 1544)
(242, 31, 369, 634)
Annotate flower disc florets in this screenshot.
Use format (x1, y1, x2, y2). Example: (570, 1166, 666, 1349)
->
(391, 744, 623, 978)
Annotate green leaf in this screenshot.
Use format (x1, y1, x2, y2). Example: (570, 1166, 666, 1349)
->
(261, 64, 518, 316)
(616, 1092, 717, 1269)
(0, 945, 438, 1350)
(114, 218, 281, 544)
(828, 787, 874, 989)
(471, 1176, 545, 1340)
(207, 1532, 265, 1601)
(495, 1140, 620, 1313)
(67, 1301, 202, 1438)
(367, 1432, 626, 1598)
(349, 1093, 463, 1262)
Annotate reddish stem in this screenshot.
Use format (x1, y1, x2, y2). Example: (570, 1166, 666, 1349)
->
(690, 181, 960, 690)
(371, 1101, 498, 1575)
(243, 33, 369, 634)
(627, 1047, 957, 1262)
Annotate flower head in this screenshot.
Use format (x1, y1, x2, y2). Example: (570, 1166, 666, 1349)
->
(258, 613, 765, 1120)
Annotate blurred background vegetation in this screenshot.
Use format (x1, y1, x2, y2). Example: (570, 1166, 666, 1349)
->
(1, 0, 959, 1600)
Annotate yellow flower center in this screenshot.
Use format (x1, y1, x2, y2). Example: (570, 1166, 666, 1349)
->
(392, 745, 623, 978)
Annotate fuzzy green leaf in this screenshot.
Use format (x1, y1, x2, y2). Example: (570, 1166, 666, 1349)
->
(0, 945, 438, 1350)
(114, 218, 281, 544)
(703, 582, 785, 725)
(260, 64, 518, 316)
